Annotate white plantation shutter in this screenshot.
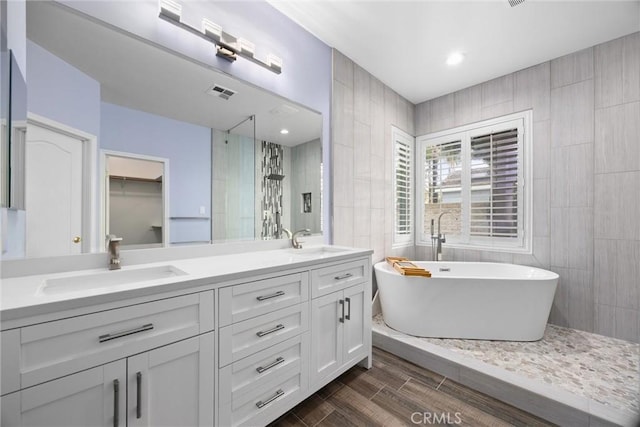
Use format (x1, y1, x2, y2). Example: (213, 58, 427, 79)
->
(469, 128, 519, 240)
(417, 112, 531, 252)
(393, 128, 414, 246)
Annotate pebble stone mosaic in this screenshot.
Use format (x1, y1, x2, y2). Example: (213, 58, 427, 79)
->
(373, 314, 639, 414)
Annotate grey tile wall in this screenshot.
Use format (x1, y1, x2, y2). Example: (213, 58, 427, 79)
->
(331, 50, 415, 263)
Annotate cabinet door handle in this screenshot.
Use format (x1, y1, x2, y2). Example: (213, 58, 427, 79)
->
(256, 389, 285, 408)
(113, 379, 119, 427)
(339, 299, 345, 323)
(256, 324, 285, 337)
(334, 273, 352, 280)
(256, 356, 285, 374)
(136, 372, 142, 419)
(256, 290, 285, 301)
(345, 297, 351, 320)
(99, 324, 154, 343)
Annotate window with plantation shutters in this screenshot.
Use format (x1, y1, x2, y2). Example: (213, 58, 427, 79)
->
(416, 112, 532, 252)
(393, 127, 414, 246)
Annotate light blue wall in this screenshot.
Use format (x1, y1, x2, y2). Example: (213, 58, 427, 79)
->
(27, 40, 100, 136)
(61, 0, 333, 242)
(100, 102, 211, 245)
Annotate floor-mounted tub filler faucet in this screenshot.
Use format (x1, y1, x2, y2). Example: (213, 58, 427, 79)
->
(106, 235, 123, 270)
(282, 228, 311, 249)
(431, 212, 453, 261)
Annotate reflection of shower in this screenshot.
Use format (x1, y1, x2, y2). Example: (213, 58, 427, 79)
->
(261, 141, 285, 239)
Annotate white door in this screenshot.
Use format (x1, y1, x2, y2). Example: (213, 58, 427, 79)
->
(0, 360, 125, 427)
(343, 283, 367, 364)
(310, 292, 343, 385)
(127, 333, 214, 427)
(25, 123, 83, 257)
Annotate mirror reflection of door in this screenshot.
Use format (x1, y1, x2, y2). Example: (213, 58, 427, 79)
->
(104, 153, 168, 249)
(25, 122, 84, 257)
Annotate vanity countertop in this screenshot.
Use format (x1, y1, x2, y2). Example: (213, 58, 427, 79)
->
(0, 246, 372, 325)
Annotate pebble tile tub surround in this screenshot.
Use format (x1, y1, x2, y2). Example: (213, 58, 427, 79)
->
(373, 315, 640, 415)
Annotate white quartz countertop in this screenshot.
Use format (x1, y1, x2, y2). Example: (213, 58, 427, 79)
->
(1, 245, 372, 324)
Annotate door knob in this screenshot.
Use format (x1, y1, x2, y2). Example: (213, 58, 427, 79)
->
(73, 236, 81, 243)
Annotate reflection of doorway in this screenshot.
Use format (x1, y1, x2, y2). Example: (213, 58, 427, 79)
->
(102, 151, 169, 249)
(24, 115, 96, 257)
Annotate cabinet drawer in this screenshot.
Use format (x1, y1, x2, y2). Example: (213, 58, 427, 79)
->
(219, 333, 308, 404)
(219, 303, 308, 367)
(11, 291, 214, 390)
(219, 369, 305, 427)
(219, 273, 309, 327)
(311, 258, 369, 298)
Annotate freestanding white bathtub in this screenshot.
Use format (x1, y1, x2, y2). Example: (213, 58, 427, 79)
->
(374, 261, 558, 341)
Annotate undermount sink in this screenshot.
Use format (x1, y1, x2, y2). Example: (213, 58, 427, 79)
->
(288, 246, 349, 258)
(40, 265, 188, 295)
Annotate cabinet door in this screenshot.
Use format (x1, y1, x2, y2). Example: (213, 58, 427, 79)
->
(128, 332, 214, 427)
(1, 360, 125, 427)
(343, 283, 367, 364)
(310, 292, 343, 385)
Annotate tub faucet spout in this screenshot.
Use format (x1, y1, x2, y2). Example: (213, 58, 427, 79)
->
(431, 212, 452, 261)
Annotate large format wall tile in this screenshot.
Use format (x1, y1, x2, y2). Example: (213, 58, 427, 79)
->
(594, 171, 640, 240)
(428, 94, 454, 132)
(550, 143, 593, 207)
(481, 74, 513, 107)
(550, 47, 593, 89)
(594, 34, 640, 108)
(354, 65, 371, 125)
(332, 143, 354, 207)
(454, 85, 482, 127)
(595, 101, 640, 174)
(533, 120, 551, 180)
(354, 121, 371, 179)
(515, 62, 551, 122)
(551, 80, 594, 147)
(333, 80, 354, 148)
(333, 50, 354, 88)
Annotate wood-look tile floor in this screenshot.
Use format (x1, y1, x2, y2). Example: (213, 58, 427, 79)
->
(269, 347, 555, 427)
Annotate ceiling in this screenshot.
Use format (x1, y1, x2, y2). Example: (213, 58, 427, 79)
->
(267, 0, 640, 104)
(26, 1, 321, 146)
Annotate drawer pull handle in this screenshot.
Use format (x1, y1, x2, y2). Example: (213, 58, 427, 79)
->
(345, 297, 351, 320)
(113, 379, 119, 427)
(256, 389, 285, 409)
(339, 299, 345, 323)
(99, 324, 154, 343)
(256, 357, 285, 374)
(256, 324, 285, 337)
(334, 273, 353, 280)
(256, 290, 285, 301)
(136, 372, 142, 419)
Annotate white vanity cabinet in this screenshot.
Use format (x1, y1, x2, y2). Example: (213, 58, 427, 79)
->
(217, 272, 310, 427)
(0, 291, 215, 427)
(310, 259, 371, 387)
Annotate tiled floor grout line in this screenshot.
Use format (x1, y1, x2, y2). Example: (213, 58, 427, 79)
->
(435, 376, 447, 391)
(291, 411, 309, 427)
(369, 385, 385, 402)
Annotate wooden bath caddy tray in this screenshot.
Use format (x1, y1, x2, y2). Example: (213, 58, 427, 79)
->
(385, 257, 431, 277)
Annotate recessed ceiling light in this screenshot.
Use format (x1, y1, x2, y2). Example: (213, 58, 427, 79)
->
(280, 129, 289, 135)
(446, 52, 465, 66)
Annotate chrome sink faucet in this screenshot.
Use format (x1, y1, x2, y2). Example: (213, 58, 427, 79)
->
(106, 235, 123, 270)
(282, 228, 311, 249)
(431, 212, 453, 261)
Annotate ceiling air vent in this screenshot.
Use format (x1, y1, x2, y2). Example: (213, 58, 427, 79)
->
(508, 0, 525, 6)
(207, 84, 236, 100)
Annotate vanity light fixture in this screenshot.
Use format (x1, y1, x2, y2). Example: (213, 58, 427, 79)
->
(446, 52, 465, 66)
(158, 0, 282, 74)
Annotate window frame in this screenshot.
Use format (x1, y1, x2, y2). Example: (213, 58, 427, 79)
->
(392, 126, 415, 248)
(415, 111, 533, 253)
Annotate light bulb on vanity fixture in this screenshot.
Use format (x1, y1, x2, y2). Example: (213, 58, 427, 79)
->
(237, 38, 255, 57)
(159, 0, 182, 21)
(202, 18, 222, 42)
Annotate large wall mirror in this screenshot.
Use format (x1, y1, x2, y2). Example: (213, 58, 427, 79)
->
(2, 1, 322, 259)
